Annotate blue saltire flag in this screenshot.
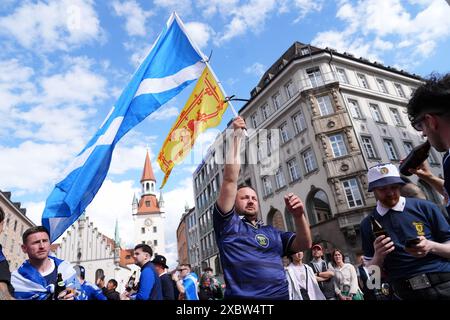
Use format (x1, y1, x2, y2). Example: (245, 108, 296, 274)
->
(42, 12, 207, 242)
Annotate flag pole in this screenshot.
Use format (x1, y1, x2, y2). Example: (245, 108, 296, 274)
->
(205, 60, 248, 136)
(174, 11, 247, 134)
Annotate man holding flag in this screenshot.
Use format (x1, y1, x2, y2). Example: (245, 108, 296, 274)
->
(42, 13, 207, 242)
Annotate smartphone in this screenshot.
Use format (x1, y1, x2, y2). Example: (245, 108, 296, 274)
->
(405, 238, 421, 248)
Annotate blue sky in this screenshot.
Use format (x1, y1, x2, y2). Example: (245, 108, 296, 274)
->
(1, 0, 449, 267)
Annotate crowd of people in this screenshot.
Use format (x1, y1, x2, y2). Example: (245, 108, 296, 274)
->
(0, 73, 449, 300)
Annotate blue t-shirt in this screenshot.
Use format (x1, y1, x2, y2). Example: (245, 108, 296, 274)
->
(183, 272, 199, 300)
(79, 281, 107, 300)
(443, 151, 450, 217)
(213, 203, 295, 299)
(131, 262, 162, 300)
(0, 245, 14, 295)
(360, 197, 450, 281)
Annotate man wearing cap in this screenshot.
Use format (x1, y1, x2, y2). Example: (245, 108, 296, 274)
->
(360, 163, 450, 299)
(308, 244, 336, 300)
(151, 254, 175, 300)
(73, 265, 107, 300)
(213, 117, 312, 299)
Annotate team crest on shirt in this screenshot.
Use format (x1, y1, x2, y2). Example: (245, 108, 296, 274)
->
(255, 234, 269, 248)
(412, 222, 425, 236)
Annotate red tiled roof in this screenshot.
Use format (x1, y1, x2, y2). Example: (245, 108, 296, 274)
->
(137, 194, 160, 215)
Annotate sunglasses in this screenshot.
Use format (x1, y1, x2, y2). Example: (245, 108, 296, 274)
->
(410, 112, 446, 131)
(410, 114, 427, 131)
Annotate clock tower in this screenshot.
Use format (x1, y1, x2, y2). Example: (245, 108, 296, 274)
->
(132, 151, 166, 257)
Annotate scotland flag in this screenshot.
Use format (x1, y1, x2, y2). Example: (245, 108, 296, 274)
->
(42, 12, 206, 242)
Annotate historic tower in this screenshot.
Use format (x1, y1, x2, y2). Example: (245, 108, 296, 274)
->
(132, 151, 166, 257)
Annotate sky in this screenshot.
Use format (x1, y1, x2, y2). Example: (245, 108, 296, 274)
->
(1, 0, 449, 268)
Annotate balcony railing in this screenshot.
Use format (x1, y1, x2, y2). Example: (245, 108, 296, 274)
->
(298, 71, 339, 92)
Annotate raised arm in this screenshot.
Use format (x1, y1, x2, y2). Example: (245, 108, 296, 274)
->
(217, 117, 246, 213)
(284, 193, 312, 252)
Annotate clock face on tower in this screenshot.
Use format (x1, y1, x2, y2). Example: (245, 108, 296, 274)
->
(144, 218, 153, 227)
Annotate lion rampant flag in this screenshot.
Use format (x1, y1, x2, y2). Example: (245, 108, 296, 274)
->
(158, 65, 228, 188)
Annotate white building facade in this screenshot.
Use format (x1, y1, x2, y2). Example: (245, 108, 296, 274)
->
(54, 215, 133, 292)
(194, 42, 444, 265)
(235, 42, 443, 262)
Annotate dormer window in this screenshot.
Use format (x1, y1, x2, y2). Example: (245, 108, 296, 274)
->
(301, 47, 310, 55)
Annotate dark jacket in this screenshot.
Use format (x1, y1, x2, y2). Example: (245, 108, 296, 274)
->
(101, 287, 120, 300)
(160, 273, 175, 300)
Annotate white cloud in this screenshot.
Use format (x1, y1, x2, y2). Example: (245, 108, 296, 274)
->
(14, 104, 93, 146)
(0, 141, 71, 193)
(0, 59, 36, 136)
(373, 38, 394, 51)
(109, 143, 159, 176)
(217, 0, 278, 44)
(198, 0, 323, 44)
(185, 22, 214, 50)
(292, 0, 324, 23)
(312, 0, 450, 65)
(154, 0, 193, 16)
(197, 0, 239, 18)
(39, 61, 108, 107)
(0, 0, 104, 52)
(244, 62, 266, 77)
(23, 201, 45, 226)
(112, 0, 153, 37)
(124, 40, 151, 67)
(148, 106, 180, 121)
(84, 179, 140, 246)
(161, 178, 195, 267)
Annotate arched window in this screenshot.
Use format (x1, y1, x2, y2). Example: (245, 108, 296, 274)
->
(267, 208, 287, 231)
(306, 189, 332, 225)
(418, 180, 442, 204)
(146, 183, 149, 191)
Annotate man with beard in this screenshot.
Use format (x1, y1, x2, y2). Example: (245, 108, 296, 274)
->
(213, 116, 312, 300)
(360, 163, 450, 299)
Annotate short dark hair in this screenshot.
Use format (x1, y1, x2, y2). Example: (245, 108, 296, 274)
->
(180, 263, 191, 270)
(108, 279, 118, 288)
(134, 244, 153, 257)
(0, 206, 4, 223)
(204, 267, 213, 272)
(74, 265, 86, 280)
(407, 73, 450, 123)
(237, 183, 256, 192)
(355, 250, 364, 257)
(22, 226, 50, 244)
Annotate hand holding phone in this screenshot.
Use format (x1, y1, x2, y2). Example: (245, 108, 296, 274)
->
(405, 238, 421, 248)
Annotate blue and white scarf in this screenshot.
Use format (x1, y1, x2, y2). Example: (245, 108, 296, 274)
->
(11, 256, 79, 300)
